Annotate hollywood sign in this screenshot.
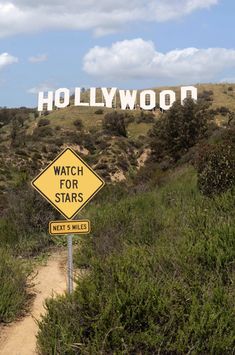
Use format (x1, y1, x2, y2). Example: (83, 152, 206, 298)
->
(38, 86, 197, 112)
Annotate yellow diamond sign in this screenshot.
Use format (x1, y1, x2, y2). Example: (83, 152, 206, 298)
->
(31, 147, 105, 220)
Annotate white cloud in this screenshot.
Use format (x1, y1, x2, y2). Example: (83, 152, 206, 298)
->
(28, 54, 48, 63)
(27, 82, 55, 94)
(83, 39, 235, 83)
(0, 0, 218, 37)
(0, 52, 18, 69)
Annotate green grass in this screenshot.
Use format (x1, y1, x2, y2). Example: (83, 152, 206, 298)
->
(44, 106, 104, 130)
(127, 122, 153, 138)
(0, 216, 52, 258)
(37, 166, 235, 354)
(0, 248, 29, 323)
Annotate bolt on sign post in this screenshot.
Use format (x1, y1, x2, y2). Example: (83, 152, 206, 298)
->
(31, 147, 105, 294)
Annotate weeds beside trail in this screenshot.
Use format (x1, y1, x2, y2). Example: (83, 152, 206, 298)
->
(0, 249, 28, 323)
(37, 167, 235, 354)
(0, 251, 67, 355)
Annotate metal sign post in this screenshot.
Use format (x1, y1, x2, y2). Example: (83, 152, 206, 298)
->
(67, 234, 73, 294)
(49, 220, 91, 295)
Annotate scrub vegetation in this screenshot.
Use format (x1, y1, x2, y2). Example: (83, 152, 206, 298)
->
(0, 83, 234, 353)
(36, 93, 234, 353)
(37, 167, 235, 354)
(0, 248, 29, 323)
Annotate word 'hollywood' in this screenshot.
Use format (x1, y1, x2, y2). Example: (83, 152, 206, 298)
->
(38, 86, 198, 112)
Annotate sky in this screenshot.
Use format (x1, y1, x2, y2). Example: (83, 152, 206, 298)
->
(0, 0, 235, 108)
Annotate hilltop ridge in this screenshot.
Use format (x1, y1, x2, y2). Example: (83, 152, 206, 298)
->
(0, 83, 234, 207)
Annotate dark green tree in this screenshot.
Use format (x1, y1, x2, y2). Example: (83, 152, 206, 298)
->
(149, 99, 208, 162)
(103, 111, 127, 137)
(195, 128, 235, 196)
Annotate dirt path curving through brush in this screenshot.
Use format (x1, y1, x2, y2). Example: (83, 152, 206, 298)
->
(0, 251, 67, 355)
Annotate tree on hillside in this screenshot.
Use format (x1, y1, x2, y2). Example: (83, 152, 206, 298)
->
(195, 127, 235, 196)
(10, 117, 25, 147)
(38, 118, 50, 127)
(103, 111, 127, 137)
(149, 99, 209, 162)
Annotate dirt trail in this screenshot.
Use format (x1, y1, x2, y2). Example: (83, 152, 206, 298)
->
(0, 251, 67, 355)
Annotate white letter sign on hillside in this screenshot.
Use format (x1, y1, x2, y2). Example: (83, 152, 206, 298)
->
(119, 89, 138, 110)
(55, 88, 70, 109)
(102, 87, 117, 108)
(38, 91, 53, 111)
(74, 88, 89, 107)
(181, 86, 197, 104)
(90, 87, 104, 107)
(38, 86, 197, 112)
(159, 90, 176, 111)
(140, 90, 156, 110)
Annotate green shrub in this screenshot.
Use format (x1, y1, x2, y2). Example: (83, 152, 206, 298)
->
(0, 182, 58, 256)
(0, 107, 32, 127)
(38, 242, 234, 354)
(38, 118, 50, 127)
(198, 90, 214, 102)
(73, 119, 83, 129)
(37, 168, 235, 354)
(0, 248, 28, 323)
(215, 106, 230, 116)
(103, 111, 127, 137)
(95, 138, 108, 150)
(54, 138, 64, 147)
(149, 99, 208, 162)
(94, 109, 104, 115)
(137, 110, 155, 123)
(33, 126, 53, 138)
(82, 133, 96, 154)
(124, 112, 135, 124)
(195, 134, 235, 196)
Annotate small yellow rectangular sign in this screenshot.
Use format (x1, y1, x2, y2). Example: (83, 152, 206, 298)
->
(49, 220, 91, 235)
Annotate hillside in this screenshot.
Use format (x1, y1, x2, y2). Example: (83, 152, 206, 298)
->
(0, 83, 234, 199)
(36, 166, 235, 354)
(0, 82, 234, 353)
